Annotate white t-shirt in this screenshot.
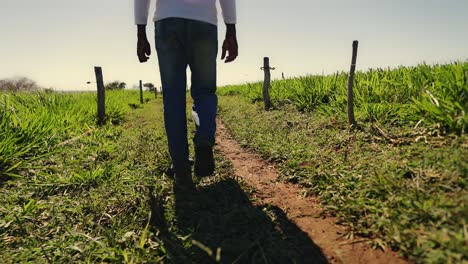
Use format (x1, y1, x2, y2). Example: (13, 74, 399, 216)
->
(135, 0, 236, 26)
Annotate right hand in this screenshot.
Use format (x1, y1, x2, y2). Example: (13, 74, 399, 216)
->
(137, 35, 151, 63)
(221, 24, 238, 63)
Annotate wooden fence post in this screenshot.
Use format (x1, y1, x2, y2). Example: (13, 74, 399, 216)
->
(347, 41, 359, 126)
(139, 80, 144, 104)
(94, 66, 105, 126)
(261, 57, 275, 111)
(155, 86, 158, 99)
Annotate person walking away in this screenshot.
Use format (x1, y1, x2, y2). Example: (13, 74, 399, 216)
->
(134, 0, 238, 190)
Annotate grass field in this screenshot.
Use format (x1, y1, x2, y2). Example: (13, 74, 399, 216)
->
(1, 61, 467, 263)
(218, 97, 466, 263)
(0, 90, 143, 179)
(219, 62, 467, 134)
(217, 62, 467, 263)
(0, 95, 317, 263)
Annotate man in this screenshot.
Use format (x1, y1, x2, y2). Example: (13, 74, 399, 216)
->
(134, 0, 238, 190)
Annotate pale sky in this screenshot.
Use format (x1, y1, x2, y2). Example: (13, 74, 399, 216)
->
(1, 0, 467, 91)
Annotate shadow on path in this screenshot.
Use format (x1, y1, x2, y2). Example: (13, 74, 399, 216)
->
(149, 178, 328, 263)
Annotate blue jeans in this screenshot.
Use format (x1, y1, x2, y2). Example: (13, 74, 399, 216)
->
(155, 18, 218, 170)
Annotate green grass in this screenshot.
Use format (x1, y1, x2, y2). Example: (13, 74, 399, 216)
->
(2, 60, 466, 263)
(0, 90, 152, 179)
(218, 62, 467, 263)
(1, 95, 326, 263)
(219, 62, 468, 134)
(218, 95, 467, 263)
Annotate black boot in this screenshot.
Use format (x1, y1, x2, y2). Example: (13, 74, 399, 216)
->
(194, 143, 215, 177)
(166, 159, 195, 179)
(173, 166, 195, 193)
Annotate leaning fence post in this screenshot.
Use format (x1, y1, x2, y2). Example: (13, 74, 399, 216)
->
(94, 66, 105, 126)
(347, 41, 359, 126)
(261, 57, 275, 111)
(139, 80, 144, 104)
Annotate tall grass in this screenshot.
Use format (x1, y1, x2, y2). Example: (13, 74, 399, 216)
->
(0, 90, 144, 178)
(219, 62, 468, 133)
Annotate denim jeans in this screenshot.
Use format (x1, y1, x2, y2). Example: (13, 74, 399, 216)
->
(154, 18, 218, 170)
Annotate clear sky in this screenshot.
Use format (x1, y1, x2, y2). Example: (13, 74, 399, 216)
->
(1, 0, 467, 91)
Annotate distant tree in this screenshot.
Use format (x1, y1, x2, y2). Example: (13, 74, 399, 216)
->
(105, 81, 126, 90)
(144, 82, 156, 91)
(0, 77, 40, 92)
(44, 88, 55, 93)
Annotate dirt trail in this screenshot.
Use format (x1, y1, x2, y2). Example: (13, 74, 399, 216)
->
(216, 119, 408, 264)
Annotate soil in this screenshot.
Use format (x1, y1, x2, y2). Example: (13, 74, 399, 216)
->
(216, 119, 409, 264)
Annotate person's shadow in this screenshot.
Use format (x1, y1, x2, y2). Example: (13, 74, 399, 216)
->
(149, 177, 328, 263)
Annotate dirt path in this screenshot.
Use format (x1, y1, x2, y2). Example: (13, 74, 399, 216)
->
(216, 119, 408, 264)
